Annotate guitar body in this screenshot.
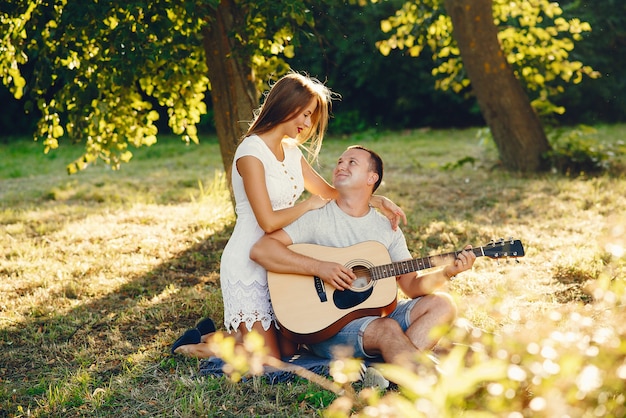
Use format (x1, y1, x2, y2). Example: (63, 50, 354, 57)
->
(267, 238, 525, 344)
(267, 241, 398, 344)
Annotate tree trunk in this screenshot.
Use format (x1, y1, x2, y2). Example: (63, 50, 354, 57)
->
(203, 0, 258, 203)
(444, 0, 551, 172)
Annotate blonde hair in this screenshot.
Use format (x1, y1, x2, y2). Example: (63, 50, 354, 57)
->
(246, 72, 335, 161)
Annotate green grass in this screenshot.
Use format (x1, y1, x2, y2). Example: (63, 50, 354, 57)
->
(1, 125, 625, 417)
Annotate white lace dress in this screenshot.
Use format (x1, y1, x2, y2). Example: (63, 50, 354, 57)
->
(220, 135, 305, 332)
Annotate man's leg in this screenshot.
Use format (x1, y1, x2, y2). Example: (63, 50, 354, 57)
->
(360, 294, 456, 363)
(404, 292, 457, 351)
(361, 317, 420, 364)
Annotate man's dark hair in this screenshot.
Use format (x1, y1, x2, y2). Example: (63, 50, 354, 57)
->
(347, 145, 383, 192)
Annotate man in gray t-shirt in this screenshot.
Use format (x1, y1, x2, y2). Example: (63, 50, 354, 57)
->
(250, 146, 476, 365)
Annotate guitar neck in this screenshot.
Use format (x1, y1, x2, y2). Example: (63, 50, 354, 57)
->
(370, 247, 485, 280)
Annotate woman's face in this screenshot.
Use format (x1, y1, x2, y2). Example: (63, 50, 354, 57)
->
(282, 98, 318, 140)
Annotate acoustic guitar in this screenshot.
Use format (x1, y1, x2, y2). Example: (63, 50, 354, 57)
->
(267, 239, 524, 344)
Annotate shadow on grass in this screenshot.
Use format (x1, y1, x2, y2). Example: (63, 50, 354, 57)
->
(1, 221, 234, 396)
(1, 165, 616, 415)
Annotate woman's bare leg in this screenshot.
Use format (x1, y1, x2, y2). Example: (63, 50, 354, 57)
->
(279, 334, 299, 357)
(173, 321, 286, 360)
(240, 321, 282, 359)
(173, 330, 241, 358)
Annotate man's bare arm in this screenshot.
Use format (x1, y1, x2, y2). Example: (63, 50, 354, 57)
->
(250, 231, 356, 290)
(397, 245, 476, 298)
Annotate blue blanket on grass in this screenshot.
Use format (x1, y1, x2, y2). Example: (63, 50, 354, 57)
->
(198, 352, 336, 384)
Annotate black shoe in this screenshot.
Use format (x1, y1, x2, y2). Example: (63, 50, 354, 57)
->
(195, 317, 216, 336)
(171, 328, 201, 354)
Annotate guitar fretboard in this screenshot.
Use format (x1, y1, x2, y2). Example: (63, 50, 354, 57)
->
(370, 247, 485, 280)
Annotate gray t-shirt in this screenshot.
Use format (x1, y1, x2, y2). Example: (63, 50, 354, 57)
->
(283, 200, 411, 262)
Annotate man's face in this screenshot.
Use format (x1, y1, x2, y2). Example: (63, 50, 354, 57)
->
(332, 148, 377, 191)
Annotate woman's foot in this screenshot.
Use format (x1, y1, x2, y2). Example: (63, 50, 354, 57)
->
(196, 317, 216, 336)
(170, 328, 201, 355)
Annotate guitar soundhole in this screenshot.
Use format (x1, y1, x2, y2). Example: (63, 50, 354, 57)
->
(350, 265, 373, 291)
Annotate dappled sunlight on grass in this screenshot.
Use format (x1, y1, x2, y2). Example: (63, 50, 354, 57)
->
(1, 199, 233, 321)
(0, 160, 236, 414)
(1, 127, 625, 416)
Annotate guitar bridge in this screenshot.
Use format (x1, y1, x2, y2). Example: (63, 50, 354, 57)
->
(314, 276, 327, 303)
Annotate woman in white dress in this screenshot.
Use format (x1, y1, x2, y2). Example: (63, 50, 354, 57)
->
(172, 72, 405, 359)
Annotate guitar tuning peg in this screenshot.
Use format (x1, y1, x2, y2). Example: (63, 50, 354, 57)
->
(515, 259, 520, 264)
(509, 237, 514, 243)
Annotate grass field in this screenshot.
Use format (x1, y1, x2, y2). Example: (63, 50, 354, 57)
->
(1, 125, 625, 417)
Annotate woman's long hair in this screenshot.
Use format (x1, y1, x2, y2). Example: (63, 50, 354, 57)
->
(246, 72, 336, 161)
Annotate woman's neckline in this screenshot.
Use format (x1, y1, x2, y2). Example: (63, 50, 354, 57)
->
(254, 134, 286, 162)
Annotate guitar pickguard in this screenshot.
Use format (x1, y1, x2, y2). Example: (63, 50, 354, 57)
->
(333, 263, 374, 309)
(333, 287, 374, 309)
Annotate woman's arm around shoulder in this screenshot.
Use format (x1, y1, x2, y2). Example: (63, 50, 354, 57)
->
(237, 155, 329, 233)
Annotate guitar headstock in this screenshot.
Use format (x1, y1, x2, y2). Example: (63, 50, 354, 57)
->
(482, 238, 525, 260)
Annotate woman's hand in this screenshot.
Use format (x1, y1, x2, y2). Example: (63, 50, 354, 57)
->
(306, 194, 331, 211)
(369, 195, 407, 230)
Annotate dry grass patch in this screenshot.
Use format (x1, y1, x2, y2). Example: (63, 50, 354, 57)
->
(1, 127, 625, 416)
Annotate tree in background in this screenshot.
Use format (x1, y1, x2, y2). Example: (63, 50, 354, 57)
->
(374, 0, 600, 171)
(555, 0, 626, 124)
(0, 0, 306, 185)
(286, 0, 485, 132)
(0, 0, 608, 178)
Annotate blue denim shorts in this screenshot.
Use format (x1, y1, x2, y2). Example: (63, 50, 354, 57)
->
(307, 298, 421, 360)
